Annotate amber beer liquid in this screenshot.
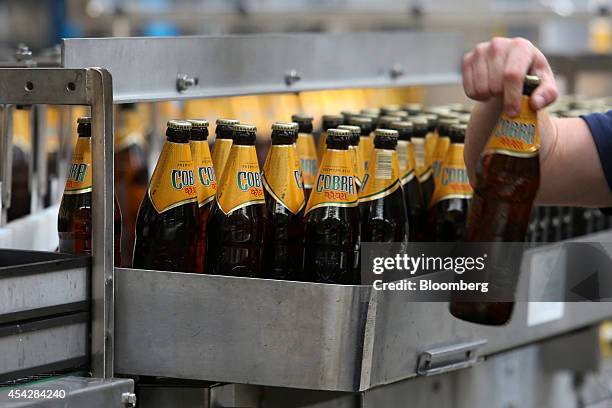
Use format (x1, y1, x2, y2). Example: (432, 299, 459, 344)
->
(338, 125, 365, 191)
(58, 116, 122, 265)
(317, 114, 343, 162)
(211, 118, 239, 182)
(114, 103, 149, 267)
(429, 124, 472, 241)
(292, 114, 318, 201)
(132, 120, 198, 273)
(188, 120, 217, 273)
(359, 129, 409, 243)
(206, 124, 266, 277)
(262, 122, 305, 280)
(390, 121, 427, 242)
(411, 116, 436, 209)
(450, 75, 541, 326)
(304, 129, 360, 284)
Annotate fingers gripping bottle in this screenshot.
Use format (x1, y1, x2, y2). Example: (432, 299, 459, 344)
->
(304, 129, 361, 284)
(206, 124, 266, 277)
(262, 122, 306, 280)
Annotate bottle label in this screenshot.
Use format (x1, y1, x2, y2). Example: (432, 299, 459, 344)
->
(397, 140, 417, 185)
(430, 143, 473, 206)
(431, 136, 451, 179)
(359, 149, 401, 202)
(349, 146, 363, 187)
(425, 131, 437, 166)
(148, 141, 197, 213)
(412, 137, 433, 182)
(190, 140, 217, 207)
(64, 137, 92, 195)
(217, 145, 265, 214)
(211, 138, 233, 181)
(360, 135, 374, 171)
(305, 149, 358, 213)
(317, 131, 328, 162)
(484, 95, 539, 158)
(263, 145, 305, 214)
(296, 132, 318, 189)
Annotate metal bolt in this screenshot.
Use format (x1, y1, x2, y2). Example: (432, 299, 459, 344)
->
(15, 44, 32, 62)
(389, 64, 405, 80)
(176, 75, 199, 92)
(105, 276, 113, 286)
(284, 70, 301, 86)
(121, 392, 137, 407)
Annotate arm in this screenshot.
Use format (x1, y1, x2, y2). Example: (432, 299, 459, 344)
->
(463, 37, 612, 207)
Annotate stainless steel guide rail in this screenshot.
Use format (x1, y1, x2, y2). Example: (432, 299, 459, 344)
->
(0, 68, 115, 379)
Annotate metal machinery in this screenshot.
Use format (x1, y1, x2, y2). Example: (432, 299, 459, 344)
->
(0, 32, 612, 408)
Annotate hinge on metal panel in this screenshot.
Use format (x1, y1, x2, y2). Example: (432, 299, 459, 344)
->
(417, 339, 487, 376)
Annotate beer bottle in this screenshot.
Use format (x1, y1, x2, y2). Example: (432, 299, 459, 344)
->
(317, 114, 343, 162)
(58, 116, 122, 265)
(348, 116, 374, 172)
(431, 118, 460, 180)
(380, 104, 401, 116)
(403, 103, 422, 116)
(338, 125, 365, 191)
(114, 103, 150, 267)
(450, 75, 541, 326)
(429, 124, 472, 241)
(390, 121, 427, 242)
(291, 114, 318, 201)
(211, 118, 239, 181)
(304, 128, 360, 284)
(188, 119, 217, 273)
(411, 116, 436, 207)
(8, 106, 31, 222)
(341, 110, 359, 125)
(132, 120, 198, 273)
(206, 124, 266, 277)
(423, 114, 439, 175)
(359, 109, 380, 129)
(262, 122, 305, 280)
(377, 115, 403, 130)
(359, 129, 409, 243)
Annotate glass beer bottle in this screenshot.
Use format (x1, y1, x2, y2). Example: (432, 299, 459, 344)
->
(206, 124, 266, 277)
(211, 118, 239, 182)
(304, 129, 360, 284)
(292, 114, 318, 201)
(338, 125, 365, 191)
(58, 116, 122, 265)
(132, 120, 198, 273)
(359, 129, 409, 243)
(188, 119, 217, 273)
(431, 118, 459, 181)
(411, 116, 436, 208)
(349, 116, 374, 173)
(317, 114, 343, 162)
(450, 75, 541, 326)
(262, 122, 305, 280)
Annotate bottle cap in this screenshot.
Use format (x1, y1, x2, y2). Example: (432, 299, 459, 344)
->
(390, 121, 413, 131)
(77, 116, 91, 124)
(271, 122, 298, 132)
(216, 118, 240, 126)
(167, 120, 192, 131)
(233, 123, 257, 133)
(374, 128, 399, 138)
(361, 108, 380, 116)
(291, 114, 314, 123)
(187, 119, 209, 128)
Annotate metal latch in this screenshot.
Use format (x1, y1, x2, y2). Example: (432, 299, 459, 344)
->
(417, 339, 487, 376)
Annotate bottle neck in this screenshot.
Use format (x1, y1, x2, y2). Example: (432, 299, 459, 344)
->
(166, 128, 189, 143)
(215, 126, 234, 140)
(190, 128, 209, 141)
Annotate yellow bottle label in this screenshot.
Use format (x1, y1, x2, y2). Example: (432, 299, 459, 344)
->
(430, 143, 473, 206)
(211, 138, 233, 181)
(116, 110, 146, 151)
(360, 135, 374, 171)
(359, 149, 401, 202)
(349, 146, 363, 187)
(263, 145, 305, 214)
(296, 132, 318, 189)
(64, 137, 92, 195)
(148, 141, 197, 213)
(317, 130, 328, 162)
(305, 149, 358, 213)
(217, 145, 265, 214)
(190, 140, 217, 208)
(484, 95, 539, 158)
(397, 140, 417, 185)
(412, 137, 433, 181)
(431, 136, 451, 179)
(425, 131, 438, 167)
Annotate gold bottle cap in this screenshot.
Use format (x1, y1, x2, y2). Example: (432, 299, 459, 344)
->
(233, 123, 257, 133)
(187, 119, 209, 128)
(77, 116, 91, 124)
(439, 118, 460, 127)
(167, 120, 192, 130)
(390, 121, 413, 130)
(291, 114, 313, 122)
(451, 123, 468, 132)
(338, 125, 361, 137)
(403, 103, 422, 112)
(271, 122, 299, 131)
(216, 118, 240, 126)
(322, 114, 343, 121)
(525, 75, 541, 87)
(361, 108, 381, 116)
(381, 104, 401, 113)
(327, 128, 351, 137)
